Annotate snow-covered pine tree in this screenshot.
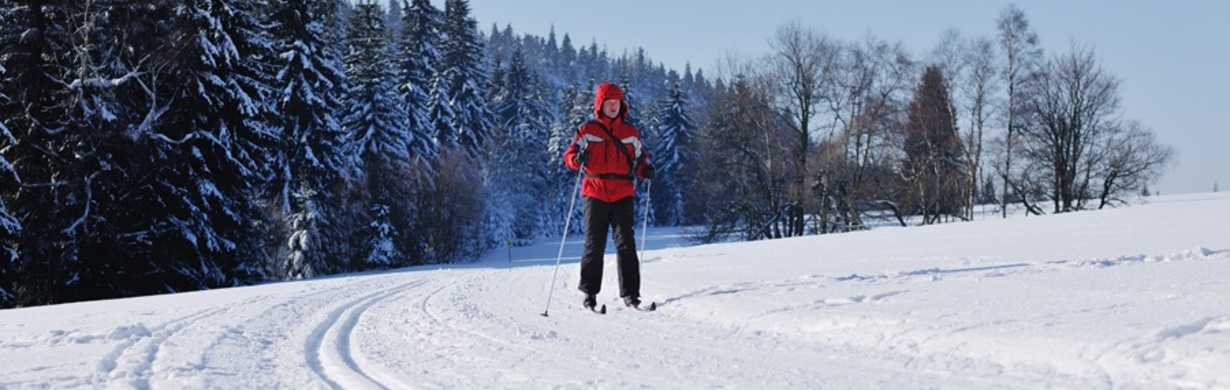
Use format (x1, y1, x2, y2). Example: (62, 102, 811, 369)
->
(268, 0, 355, 279)
(426, 70, 457, 149)
(649, 73, 695, 226)
(482, 52, 511, 244)
(437, 0, 492, 155)
(343, 2, 418, 269)
(425, 0, 457, 150)
(422, 0, 453, 151)
(0, 1, 113, 305)
(543, 27, 559, 74)
(115, 0, 276, 294)
(681, 64, 712, 111)
(548, 84, 587, 174)
(0, 0, 273, 303)
(617, 71, 641, 128)
(547, 83, 596, 235)
(383, 0, 403, 35)
(480, 60, 518, 246)
(0, 51, 17, 306)
(682, 64, 696, 95)
(0, 140, 14, 306)
(558, 33, 578, 85)
(493, 44, 555, 134)
(392, 0, 443, 264)
(486, 24, 512, 63)
(578, 42, 610, 89)
(318, 0, 351, 51)
(485, 43, 554, 244)
(397, 0, 440, 165)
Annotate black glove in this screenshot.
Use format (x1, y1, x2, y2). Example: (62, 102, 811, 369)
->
(572, 146, 590, 166)
(641, 164, 655, 180)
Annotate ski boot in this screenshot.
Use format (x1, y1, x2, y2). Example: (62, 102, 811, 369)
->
(583, 293, 606, 314)
(622, 296, 641, 309)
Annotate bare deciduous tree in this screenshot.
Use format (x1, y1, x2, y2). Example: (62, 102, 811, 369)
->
(934, 31, 1000, 219)
(1023, 43, 1121, 212)
(1092, 120, 1176, 208)
(995, 4, 1042, 217)
(959, 36, 1000, 217)
(767, 20, 832, 237)
(816, 34, 913, 233)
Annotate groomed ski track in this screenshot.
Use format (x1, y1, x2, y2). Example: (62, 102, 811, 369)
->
(80, 264, 1059, 389)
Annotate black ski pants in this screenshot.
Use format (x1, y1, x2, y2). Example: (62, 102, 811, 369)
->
(577, 196, 640, 299)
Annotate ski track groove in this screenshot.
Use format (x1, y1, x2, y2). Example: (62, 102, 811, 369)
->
(643, 259, 1145, 389)
(557, 277, 837, 387)
(532, 264, 722, 386)
(409, 269, 623, 387)
(407, 267, 699, 387)
(557, 262, 858, 386)
(94, 306, 232, 388)
(175, 275, 408, 389)
(305, 279, 427, 390)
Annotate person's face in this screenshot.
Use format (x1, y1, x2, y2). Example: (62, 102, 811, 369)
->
(602, 99, 621, 119)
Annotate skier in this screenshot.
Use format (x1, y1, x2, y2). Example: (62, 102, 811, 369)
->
(564, 81, 655, 311)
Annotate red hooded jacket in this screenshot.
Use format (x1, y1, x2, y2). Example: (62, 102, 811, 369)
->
(564, 82, 652, 203)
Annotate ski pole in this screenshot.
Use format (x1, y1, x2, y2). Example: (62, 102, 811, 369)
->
(639, 180, 651, 261)
(540, 168, 585, 317)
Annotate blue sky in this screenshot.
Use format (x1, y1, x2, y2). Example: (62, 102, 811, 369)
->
(436, 0, 1228, 195)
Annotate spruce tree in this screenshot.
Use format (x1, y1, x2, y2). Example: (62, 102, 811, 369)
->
(268, 0, 354, 278)
(486, 44, 553, 243)
(559, 33, 577, 82)
(548, 82, 596, 235)
(492, 45, 552, 132)
(384, 0, 403, 34)
(649, 74, 695, 226)
(437, 0, 492, 154)
(393, 0, 442, 263)
(617, 75, 641, 128)
(343, 3, 416, 268)
(426, 71, 457, 149)
(397, 0, 440, 164)
(0, 55, 17, 306)
(91, 0, 277, 296)
(0, 1, 277, 303)
(0, 1, 101, 305)
(904, 65, 966, 223)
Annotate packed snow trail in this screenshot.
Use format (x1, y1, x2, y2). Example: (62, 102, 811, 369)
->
(1, 193, 1228, 389)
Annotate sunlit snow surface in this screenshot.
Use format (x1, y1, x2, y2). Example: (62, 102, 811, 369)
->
(2, 193, 1228, 389)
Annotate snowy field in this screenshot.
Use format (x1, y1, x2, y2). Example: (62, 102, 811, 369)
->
(2, 193, 1228, 389)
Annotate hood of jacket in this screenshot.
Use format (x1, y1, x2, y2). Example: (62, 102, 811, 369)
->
(593, 82, 628, 121)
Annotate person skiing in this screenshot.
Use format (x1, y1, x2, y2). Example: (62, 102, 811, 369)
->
(564, 81, 655, 311)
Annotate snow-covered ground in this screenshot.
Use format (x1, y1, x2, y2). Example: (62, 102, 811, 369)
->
(2, 193, 1228, 389)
